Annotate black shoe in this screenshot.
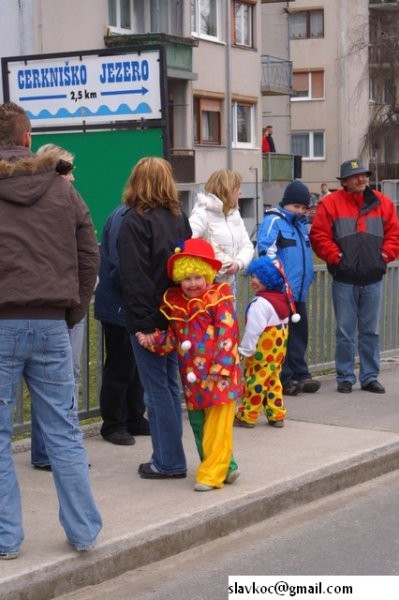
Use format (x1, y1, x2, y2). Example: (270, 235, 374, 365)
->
(283, 382, 301, 396)
(138, 462, 186, 479)
(102, 431, 136, 445)
(33, 463, 91, 471)
(337, 381, 352, 393)
(361, 380, 385, 394)
(299, 378, 321, 393)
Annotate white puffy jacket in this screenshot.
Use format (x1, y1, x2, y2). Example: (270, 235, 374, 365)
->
(189, 192, 254, 285)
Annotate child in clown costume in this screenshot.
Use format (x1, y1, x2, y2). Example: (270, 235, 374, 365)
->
(136, 238, 242, 492)
(235, 256, 298, 428)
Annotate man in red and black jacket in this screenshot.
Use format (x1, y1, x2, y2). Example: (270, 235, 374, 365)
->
(310, 158, 399, 395)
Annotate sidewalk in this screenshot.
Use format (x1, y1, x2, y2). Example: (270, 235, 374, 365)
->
(2, 358, 399, 600)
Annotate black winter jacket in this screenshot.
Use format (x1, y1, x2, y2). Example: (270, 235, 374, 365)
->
(117, 206, 192, 334)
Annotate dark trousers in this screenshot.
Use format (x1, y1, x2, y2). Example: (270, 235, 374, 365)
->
(280, 301, 311, 387)
(100, 322, 145, 437)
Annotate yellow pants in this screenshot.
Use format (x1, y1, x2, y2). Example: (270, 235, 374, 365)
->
(188, 402, 236, 488)
(237, 324, 287, 425)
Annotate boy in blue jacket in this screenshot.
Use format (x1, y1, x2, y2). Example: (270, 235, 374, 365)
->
(257, 180, 320, 396)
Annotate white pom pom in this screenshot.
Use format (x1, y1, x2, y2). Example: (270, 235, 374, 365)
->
(187, 371, 197, 383)
(291, 313, 301, 323)
(181, 340, 192, 352)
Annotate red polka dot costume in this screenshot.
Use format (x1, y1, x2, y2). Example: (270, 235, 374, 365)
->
(236, 258, 292, 426)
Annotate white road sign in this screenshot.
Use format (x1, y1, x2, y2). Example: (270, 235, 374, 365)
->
(4, 49, 162, 127)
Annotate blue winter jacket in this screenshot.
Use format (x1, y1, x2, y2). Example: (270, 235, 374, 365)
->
(94, 205, 128, 327)
(257, 204, 314, 302)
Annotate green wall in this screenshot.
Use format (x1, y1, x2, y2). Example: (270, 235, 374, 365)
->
(32, 128, 164, 239)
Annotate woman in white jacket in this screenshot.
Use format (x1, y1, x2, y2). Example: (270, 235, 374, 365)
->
(189, 170, 254, 294)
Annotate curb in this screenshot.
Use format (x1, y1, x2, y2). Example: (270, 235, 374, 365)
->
(3, 440, 399, 600)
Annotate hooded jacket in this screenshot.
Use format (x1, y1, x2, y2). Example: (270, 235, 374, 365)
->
(310, 186, 399, 284)
(189, 192, 254, 285)
(0, 146, 99, 326)
(257, 205, 314, 302)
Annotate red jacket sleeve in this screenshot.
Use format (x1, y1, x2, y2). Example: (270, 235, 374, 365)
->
(309, 201, 341, 265)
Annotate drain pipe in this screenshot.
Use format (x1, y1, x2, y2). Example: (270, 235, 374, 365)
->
(226, 0, 233, 170)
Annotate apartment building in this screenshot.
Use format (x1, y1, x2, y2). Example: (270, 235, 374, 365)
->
(0, 0, 265, 236)
(368, 0, 399, 191)
(288, 0, 370, 194)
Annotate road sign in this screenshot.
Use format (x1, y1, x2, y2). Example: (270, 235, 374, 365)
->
(2, 48, 162, 128)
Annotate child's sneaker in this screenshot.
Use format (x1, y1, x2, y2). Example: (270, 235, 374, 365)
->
(194, 482, 216, 492)
(225, 469, 240, 484)
(268, 420, 284, 428)
(234, 417, 255, 428)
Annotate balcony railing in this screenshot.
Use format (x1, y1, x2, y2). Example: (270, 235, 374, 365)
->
(262, 153, 301, 182)
(13, 262, 399, 437)
(369, 0, 399, 6)
(261, 55, 293, 96)
(104, 33, 198, 79)
(369, 162, 399, 182)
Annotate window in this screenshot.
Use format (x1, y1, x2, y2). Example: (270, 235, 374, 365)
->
(191, 0, 221, 40)
(288, 10, 324, 40)
(291, 131, 325, 160)
(232, 101, 255, 147)
(292, 71, 324, 100)
(109, 0, 132, 30)
(108, 0, 183, 35)
(233, 1, 254, 48)
(194, 96, 222, 145)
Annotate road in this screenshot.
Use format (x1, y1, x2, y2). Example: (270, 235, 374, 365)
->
(55, 470, 399, 600)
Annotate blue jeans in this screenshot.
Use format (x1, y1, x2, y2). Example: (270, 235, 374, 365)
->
(130, 335, 186, 475)
(332, 280, 382, 386)
(31, 318, 86, 467)
(0, 319, 102, 554)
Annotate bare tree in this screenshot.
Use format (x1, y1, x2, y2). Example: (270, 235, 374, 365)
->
(364, 8, 399, 178)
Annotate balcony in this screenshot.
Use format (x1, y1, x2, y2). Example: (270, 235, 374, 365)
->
(104, 33, 198, 80)
(262, 153, 301, 182)
(261, 55, 294, 96)
(369, 161, 399, 182)
(369, 0, 399, 7)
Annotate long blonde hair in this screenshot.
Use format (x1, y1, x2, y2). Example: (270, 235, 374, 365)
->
(123, 157, 181, 216)
(204, 169, 242, 215)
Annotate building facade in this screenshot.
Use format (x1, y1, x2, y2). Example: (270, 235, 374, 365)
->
(1, 0, 266, 237)
(288, 0, 370, 194)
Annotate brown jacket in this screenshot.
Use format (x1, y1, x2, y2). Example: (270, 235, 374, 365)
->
(0, 147, 99, 326)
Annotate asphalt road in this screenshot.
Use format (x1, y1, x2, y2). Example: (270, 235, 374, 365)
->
(54, 470, 399, 600)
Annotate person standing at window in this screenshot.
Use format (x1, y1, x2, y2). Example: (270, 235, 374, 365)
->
(262, 125, 276, 153)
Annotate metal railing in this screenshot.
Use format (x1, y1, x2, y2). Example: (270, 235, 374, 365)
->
(261, 54, 293, 96)
(12, 262, 399, 436)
